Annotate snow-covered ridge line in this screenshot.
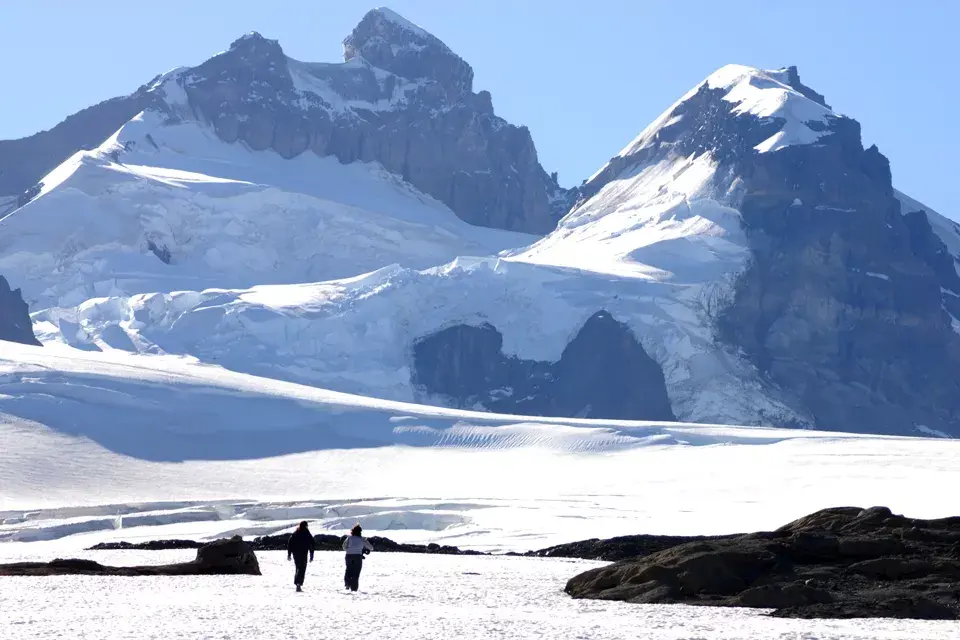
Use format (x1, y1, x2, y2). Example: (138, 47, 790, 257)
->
(372, 6, 431, 39)
(613, 64, 837, 163)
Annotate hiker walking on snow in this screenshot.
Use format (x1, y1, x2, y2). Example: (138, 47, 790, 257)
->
(287, 521, 315, 592)
(343, 524, 373, 591)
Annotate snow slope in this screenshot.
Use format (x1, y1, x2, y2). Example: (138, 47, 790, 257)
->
(0, 109, 534, 309)
(2, 342, 958, 551)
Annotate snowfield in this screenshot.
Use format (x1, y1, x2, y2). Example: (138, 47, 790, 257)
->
(0, 110, 534, 311)
(2, 341, 958, 553)
(0, 549, 957, 639)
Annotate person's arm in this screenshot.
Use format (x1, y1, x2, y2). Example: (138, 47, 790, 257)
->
(364, 538, 374, 552)
(309, 533, 315, 562)
(286, 534, 293, 561)
(342, 536, 349, 551)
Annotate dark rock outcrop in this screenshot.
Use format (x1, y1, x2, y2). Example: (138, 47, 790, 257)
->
(88, 539, 203, 551)
(253, 532, 483, 555)
(89, 533, 484, 556)
(411, 310, 676, 420)
(1, 536, 260, 576)
(565, 506, 960, 620)
(0, 275, 40, 346)
(531, 533, 741, 562)
(715, 114, 960, 435)
(178, 13, 568, 233)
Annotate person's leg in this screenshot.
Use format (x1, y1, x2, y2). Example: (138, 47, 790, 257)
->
(294, 557, 307, 587)
(346, 555, 362, 591)
(344, 555, 351, 589)
(354, 557, 364, 591)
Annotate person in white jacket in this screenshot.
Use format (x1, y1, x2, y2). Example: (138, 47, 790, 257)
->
(342, 524, 374, 591)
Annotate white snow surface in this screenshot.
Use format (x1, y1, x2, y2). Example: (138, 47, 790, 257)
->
(0, 110, 534, 310)
(2, 550, 955, 640)
(1, 341, 958, 552)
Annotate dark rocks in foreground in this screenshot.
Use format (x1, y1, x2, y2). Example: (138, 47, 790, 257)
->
(88, 539, 203, 551)
(1, 536, 260, 576)
(565, 506, 960, 620)
(89, 533, 483, 556)
(252, 532, 485, 555)
(532, 533, 742, 563)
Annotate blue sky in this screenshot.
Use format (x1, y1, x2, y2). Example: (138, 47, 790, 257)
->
(1, 1, 956, 216)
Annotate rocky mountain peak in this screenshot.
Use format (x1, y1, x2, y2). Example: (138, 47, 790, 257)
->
(222, 31, 288, 72)
(343, 7, 473, 98)
(780, 65, 832, 109)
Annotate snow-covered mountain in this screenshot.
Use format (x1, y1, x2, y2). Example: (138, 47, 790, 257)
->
(2, 8, 960, 437)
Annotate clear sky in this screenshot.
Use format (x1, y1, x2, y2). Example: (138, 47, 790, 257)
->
(1, 1, 957, 216)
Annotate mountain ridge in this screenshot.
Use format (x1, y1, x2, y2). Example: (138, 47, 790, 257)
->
(2, 9, 959, 436)
(0, 8, 569, 234)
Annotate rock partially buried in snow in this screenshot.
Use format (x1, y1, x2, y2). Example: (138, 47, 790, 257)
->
(412, 310, 677, 421)
(0, 536, 261, 576)
(565, 507, 960, 620)
(0, 275, 40, 346)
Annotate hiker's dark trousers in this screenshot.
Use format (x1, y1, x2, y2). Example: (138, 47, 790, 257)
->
(293, 554, 308, 586)
(344, 554, 363, 591)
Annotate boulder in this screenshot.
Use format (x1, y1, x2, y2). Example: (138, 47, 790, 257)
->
(2, 535, 260, 576)
(565, 506, 960, 620)
(0, 275, 40, 346)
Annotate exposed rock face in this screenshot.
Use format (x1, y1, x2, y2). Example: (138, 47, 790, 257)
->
(715, 116, 960, 435)
(0, 275, 40, 346)
(0, 9, 568, 233)
(411, 310, 676, 420)
(0, 536, 260, 576)
(531, 533, 741, 563)
(565, 506, 960, 620)
(577, 64, 960, 435)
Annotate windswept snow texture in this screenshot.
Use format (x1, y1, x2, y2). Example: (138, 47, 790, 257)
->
(2, 551, 955, 640)
(2, 342, 958, 552)
(0, 110, 534, 310)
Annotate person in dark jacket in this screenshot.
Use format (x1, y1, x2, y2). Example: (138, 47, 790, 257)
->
(342, 523, 373, 592)
(287, 521, 315, 592)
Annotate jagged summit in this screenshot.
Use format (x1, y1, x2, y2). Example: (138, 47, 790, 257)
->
(343, 7, 472, 97)
(780, 65, 831, 108)
(615, 64, 838, 162)
(0, 8, 564, 234)
(228, 31, 284, 56)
